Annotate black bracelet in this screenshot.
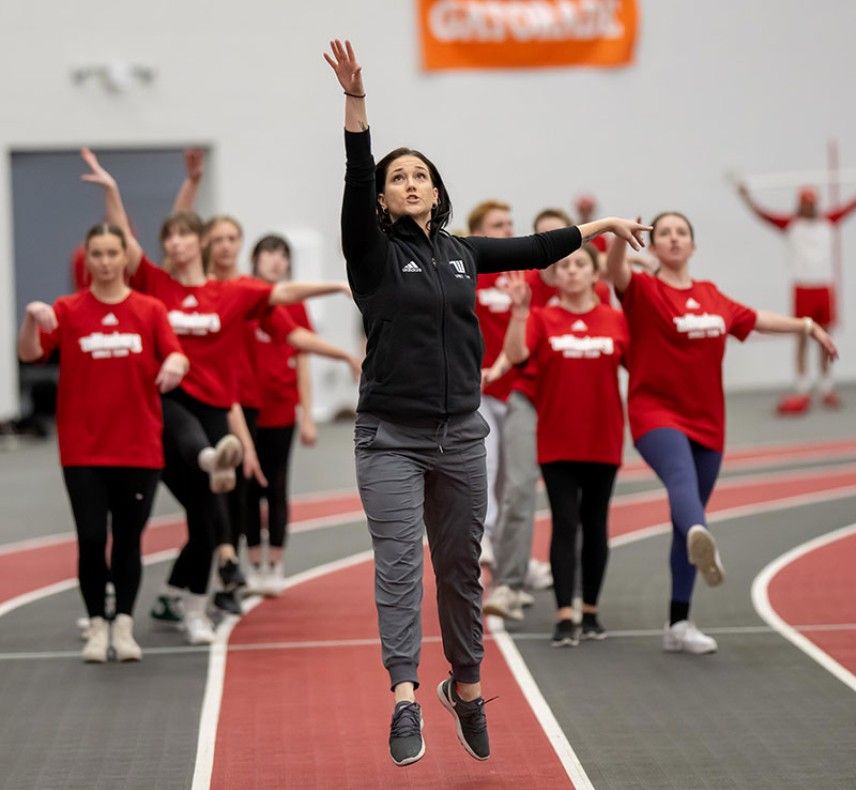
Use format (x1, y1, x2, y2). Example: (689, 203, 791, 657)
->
(344, 91, 366, 98)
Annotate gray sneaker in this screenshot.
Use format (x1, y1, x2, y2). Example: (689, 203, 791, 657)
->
(436, 677, 490, 761)
(389, 701, 425, 766)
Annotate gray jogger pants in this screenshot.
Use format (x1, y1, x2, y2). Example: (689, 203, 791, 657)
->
(354, 411, 488, 690)
(493, 391, 539, 590)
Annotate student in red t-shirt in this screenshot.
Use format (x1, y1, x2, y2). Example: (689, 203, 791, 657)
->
(245, 234, 361, 594)
(18, 224, 189, 663)
(80, 148, 349, 645)
(608, 212, 838, 654)
(469, 200, 516, 567)
(503, 245, 628, 645)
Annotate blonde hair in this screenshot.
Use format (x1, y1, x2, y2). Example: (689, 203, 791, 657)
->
(467, 200, 511, 234)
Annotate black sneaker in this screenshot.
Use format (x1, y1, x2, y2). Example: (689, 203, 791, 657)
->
(389, 701, 425, 766)
(150, 594, 183, 625)
(551, 619, 579, 647)
(218, 559, 246, 590)
(436, 677, 490, 761)
(580, 616, 607, 641)
(213, 590, 243, 616)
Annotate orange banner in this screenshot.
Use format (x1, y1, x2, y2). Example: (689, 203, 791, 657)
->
(419, 0, 638, 71)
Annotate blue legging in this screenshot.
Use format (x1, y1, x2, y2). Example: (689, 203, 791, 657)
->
(635, 428, 722, 603)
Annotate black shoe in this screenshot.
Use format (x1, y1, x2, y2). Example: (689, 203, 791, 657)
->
(580, 615, 607, 641)
(150, 594, 184, 625)
(213, 590, 243, 616)
(218, 559, 246, 590)
(551, 619, 579, 647)
(436, 677, 490, 761)
(389, 701, 425, 766)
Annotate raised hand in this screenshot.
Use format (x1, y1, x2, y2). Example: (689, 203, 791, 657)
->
(607, 217, 651, 252)
(79, 148, 116, 190)
(501, 270, 532, 313)
(183, 148, 205, 183)
(26, 301, 57, 332)
(323, 39, 365, 96)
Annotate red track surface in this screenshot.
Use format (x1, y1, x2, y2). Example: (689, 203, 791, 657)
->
(210, 466, 856, 788)
(767, 531, 856, 675)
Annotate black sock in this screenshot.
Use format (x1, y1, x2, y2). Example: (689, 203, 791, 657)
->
(670, 600, 690, 626)
(582, 612, 598, 626)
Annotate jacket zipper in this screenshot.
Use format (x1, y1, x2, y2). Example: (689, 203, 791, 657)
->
(430, 246, 450, 417)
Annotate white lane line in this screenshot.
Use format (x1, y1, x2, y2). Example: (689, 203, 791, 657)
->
(751, 522, 856, 695)
(488, 615, 593, 789)
(189, 549, 374, 790)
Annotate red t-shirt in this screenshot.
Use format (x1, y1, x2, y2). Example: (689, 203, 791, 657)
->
(476, 272, 516, 401)
(255, 305, 307, 428)
(618, 272, 757, 451)
(39, 290, 183, 468)
(131, 257, 273, 408)
(527, 303, 628, 466)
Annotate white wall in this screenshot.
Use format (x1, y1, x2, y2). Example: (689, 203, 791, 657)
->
(1, 0, 855, 419)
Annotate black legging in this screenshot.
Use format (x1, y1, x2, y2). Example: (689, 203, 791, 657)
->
(227, 406, 258, 551)
(540, 461, 618, 610)
(63, 466, 160, 618)
(161, 388, 230, 594)
(246, 424, 296, 549)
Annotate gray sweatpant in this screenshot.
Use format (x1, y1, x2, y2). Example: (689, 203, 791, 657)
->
(354, 411, 488, 690)
(493, 391, 539, 590)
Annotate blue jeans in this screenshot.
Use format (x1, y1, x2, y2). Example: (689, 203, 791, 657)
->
(635, 428, 722, 603)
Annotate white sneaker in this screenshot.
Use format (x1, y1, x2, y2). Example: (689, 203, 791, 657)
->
(77, 616, 91, 641)
(112, 614, 142, 662)
(482, 584, 524, 621)
(198, 434, 243, 494)
(262, 562, 285, 597)
(479, 534, 495, 568)
(663, 620, 718, 654)
(687, 525, 724, 586)
(516, 589, 535, 608)
(81, 616, 109, 663)
(244, 565, 265, 596)
(525, 559, 553, 591)
(183, 595, 216, 645)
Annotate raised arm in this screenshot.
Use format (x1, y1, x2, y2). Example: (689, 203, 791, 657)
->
(270, 280, 351, 306)
(17, 302, 57, 362)
(324, 38, 389, 294)
(80, 148, 144, 273)
(605, 234, 632, 293)
(172, 148, 205, 213)
(827, 194, 856, 225)
(754, 311, 838, 360)
(736, 183, 791, 231)
(502, 272, 532, 366)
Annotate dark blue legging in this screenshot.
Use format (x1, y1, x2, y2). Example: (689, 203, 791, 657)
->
(635, 428, 722, 603)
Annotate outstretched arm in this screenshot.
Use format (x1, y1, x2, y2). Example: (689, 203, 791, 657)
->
(827, 195, 856, 225)
(80, 148, 144, 273)
(270, 280, 351, 306)
(736, 182, 791, 231)
(754, 311, 838, 360)
(172, 148, 205, 213)
(18, 302, 56, 362)
(286, 327, 362, 381)
(605, 234, 633, 293)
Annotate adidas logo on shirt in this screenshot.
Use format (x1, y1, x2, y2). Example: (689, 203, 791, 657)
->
(685, 297, 701, 310)
(402, 261, 422, 273)
(181, 295, 199, 308)
(101, 313, 119, 326)
(571, 320, 588, 332)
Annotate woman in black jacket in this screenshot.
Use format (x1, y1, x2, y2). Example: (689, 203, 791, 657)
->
(325, 38, 648, 767)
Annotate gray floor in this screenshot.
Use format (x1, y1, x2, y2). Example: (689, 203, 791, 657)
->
(0, 386, 854, 788)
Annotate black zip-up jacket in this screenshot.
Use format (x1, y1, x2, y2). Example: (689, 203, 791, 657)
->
(343, 129, 583, 422)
